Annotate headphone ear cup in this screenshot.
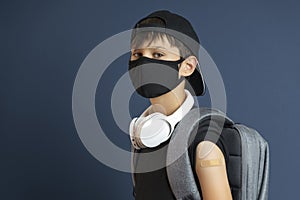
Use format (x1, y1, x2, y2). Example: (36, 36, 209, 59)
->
(138, 113, 172, 148)
(129, 117, 139, 149)
(136, 115, 152, 130)
(130, 114, 157, 149)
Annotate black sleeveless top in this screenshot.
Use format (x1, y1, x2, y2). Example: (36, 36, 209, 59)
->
(133, 113, 241, 200)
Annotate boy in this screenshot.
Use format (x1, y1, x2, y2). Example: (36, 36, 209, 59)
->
(128, 10, 233, 200)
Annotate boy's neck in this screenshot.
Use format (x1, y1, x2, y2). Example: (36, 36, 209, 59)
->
(149, 86, 186, 116)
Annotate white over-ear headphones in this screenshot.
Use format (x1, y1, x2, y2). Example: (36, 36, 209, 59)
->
(129, 89, 194, 149)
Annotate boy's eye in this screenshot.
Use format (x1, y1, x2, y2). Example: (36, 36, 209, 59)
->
(153, 52, 164, 58)
(132, 52, 142, 58)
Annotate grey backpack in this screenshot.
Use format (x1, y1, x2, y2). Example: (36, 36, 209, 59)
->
(132, 107, 270, 200)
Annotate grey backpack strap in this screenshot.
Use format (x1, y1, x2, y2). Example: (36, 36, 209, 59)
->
(233, 124, 270, 200)
(166, 107, 233, 200)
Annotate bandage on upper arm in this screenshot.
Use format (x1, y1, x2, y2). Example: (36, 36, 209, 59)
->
(196, 141, 225, 168)
(199, 157, 224, 167)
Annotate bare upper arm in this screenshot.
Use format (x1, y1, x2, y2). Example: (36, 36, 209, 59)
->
(195, 141, 232, 200)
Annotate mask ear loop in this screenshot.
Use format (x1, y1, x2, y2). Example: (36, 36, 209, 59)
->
(177, 55, 195, 79)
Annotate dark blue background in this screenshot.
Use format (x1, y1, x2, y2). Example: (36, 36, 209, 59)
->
(1, 0, 299, 199)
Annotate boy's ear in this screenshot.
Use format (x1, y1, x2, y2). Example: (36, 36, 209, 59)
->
(179, 55, 198, 77)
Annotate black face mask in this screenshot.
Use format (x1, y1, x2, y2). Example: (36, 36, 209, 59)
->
(128, 56, 185, 98)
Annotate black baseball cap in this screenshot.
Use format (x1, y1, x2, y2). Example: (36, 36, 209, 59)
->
(132, 10, 206, 96)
